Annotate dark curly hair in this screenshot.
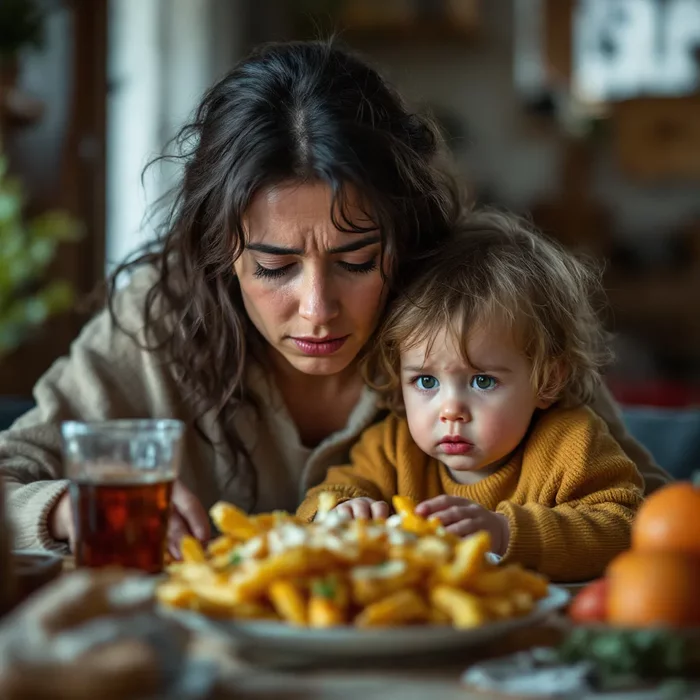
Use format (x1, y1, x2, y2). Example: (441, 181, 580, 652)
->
(107, 39, 461, 504)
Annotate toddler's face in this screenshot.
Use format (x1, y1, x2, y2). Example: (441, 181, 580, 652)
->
(400, 320, 551, 484)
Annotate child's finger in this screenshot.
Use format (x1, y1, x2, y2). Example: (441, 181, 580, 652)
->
(334, 503, 355, 520)
(415, 495, 473, 516)
(370, 501, 390, 520)
(350, 500, 373, 520)
(445, 518, 483, 538)
(431, 505, 481, 527)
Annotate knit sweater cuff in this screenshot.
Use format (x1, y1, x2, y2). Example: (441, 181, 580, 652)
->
(8, 480, 70, 553)
(496, 500, 553, 572)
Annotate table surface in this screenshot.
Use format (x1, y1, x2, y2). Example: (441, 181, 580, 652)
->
(208, 622, 567, 700)
(17, 557, 690, 699)
(58, 556, 583, 698)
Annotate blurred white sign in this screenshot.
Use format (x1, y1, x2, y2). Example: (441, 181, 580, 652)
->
(574, 0, 700, 101)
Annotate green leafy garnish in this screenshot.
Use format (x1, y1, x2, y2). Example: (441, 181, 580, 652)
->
(557, 627, 700, 690)
(229, 551, 243, 566)
(312, 578, 337, 599)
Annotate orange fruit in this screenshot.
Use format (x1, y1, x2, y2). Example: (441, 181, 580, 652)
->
(607, 550, 700, 628)
(632, 477, 700, 556)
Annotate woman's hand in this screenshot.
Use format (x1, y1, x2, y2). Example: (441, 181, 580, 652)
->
(48, 481, 211, 559)
(415, 495, 511, 555)
(167, 480, 211, 559)
(333, 497, 390, 521)
(48, 490, 76, 551)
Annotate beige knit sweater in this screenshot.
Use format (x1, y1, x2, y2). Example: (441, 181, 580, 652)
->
(0, 269, 671, 553)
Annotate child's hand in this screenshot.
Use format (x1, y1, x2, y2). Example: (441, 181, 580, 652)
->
(334, 498, 391, 520)
(415, 495, 510, 555)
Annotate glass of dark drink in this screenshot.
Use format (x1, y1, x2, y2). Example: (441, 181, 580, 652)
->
(61, 419, 184, 574)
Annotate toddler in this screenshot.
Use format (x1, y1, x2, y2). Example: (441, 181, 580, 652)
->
(297, 212, 644, 582)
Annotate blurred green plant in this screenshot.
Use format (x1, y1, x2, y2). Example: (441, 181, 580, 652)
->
(0, 0, 47, 60)
(0, 153, 82, 357)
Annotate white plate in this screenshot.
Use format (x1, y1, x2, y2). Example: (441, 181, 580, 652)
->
(167, 584, 570, 659)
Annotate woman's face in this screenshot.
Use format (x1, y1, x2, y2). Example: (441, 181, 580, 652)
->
(234, 182, 387, 377)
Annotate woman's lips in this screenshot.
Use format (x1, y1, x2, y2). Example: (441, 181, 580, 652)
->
(439, 437, 474, 455)
(291, 336, 349, 356)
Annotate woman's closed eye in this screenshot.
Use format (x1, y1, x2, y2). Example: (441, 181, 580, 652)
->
(471, 374, 498, 391)
(253, 262, 292, 279)
(253, 258, 377, 280)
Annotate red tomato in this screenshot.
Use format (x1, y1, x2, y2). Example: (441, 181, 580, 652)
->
(569, 578, 608, 623)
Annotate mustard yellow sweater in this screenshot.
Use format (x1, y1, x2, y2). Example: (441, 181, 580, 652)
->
(298, 406, 644, 582)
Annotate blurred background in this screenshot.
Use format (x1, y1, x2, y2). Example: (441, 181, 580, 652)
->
(1, 0, 699, 475)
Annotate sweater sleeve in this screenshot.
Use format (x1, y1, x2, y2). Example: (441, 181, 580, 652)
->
(296, 415, 401, 521)
(496, 407, 644, 582)
(0, 268, 173, 552)
(589, 382, 671, 495)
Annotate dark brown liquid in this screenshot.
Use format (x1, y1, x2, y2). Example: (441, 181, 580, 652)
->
(70, 478, 173, 574)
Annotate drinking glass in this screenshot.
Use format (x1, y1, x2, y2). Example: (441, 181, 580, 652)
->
(61, 419, 184, 573)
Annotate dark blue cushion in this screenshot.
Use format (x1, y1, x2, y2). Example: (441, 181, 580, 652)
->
(622, 407, 700, 481)
(0, 398, 35, 432)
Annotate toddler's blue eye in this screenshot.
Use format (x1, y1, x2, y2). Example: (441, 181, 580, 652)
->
(415, 375, 439, 391)
(471, 375, 497, 391)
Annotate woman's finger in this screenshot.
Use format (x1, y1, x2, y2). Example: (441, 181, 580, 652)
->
(48, 491, 77, 551)
(170, 481, 210, 542)
(167, 511, 192, 560)
(370, 501, 391, 520)
(415, 495, 474, 517)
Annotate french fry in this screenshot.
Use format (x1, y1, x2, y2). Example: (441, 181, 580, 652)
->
(156, 580, 197, 608)
(161, 499, 551, 629)
(510, 568, 549, 598)
(269, 580, 308, 626)
(437, 530, 491, 586)
(391, 495, 417, 517)
(511, 590, 535, 615)
(231, 548, 336, 600)
(430, 586, 487, 629)
(189, 580, 242, 610)
(428, 605, 452, 625)
(481, 596, 516, 620)
(355, 589, 430, 627)
(232, 602, 280, 620)
(351, 560, 422, 606)
(207, 535, 237, 557)
(467, 566, 517, 595)
(211, 501, 258, 539)
(181, 535, 207, 563)
(317, 492, 339, 519)
(308, 597, 345, 627)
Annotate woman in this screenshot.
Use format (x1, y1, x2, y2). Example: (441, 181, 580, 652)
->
(0, 40, 669, 557)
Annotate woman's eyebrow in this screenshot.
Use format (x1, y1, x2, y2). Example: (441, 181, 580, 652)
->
(245, 235, 381, 256)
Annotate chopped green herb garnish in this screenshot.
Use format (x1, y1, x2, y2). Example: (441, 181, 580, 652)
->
(229, 551, 243, 566)
(312, 578, 337, 599)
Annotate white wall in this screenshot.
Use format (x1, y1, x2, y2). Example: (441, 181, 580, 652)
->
(106, 0, 248, 275)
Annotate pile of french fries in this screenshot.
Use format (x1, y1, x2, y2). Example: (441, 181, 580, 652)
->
(157, 495, 549, 628)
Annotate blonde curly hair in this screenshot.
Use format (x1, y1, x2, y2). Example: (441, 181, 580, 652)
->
(364, 210, 612, 414)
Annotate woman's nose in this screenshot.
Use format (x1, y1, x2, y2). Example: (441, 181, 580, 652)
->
(298, 268, 339, 325)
